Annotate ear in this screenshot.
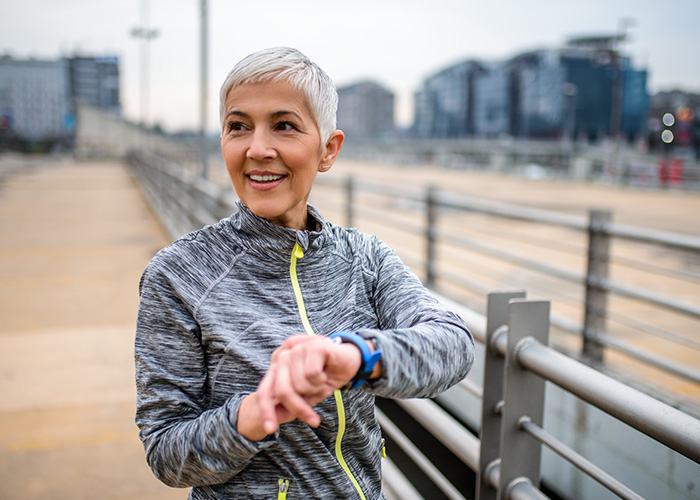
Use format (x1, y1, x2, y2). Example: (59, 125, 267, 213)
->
(318, 130, 345, 171)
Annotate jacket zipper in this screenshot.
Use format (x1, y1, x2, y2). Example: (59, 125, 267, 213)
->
(289, 242, 367, 500)
(277, 478, 289, 500)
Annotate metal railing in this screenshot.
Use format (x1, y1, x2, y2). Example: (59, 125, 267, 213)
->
(376, 292, 700, 500)
(310, 171, 700, 395)
(127, 150, 700, 499)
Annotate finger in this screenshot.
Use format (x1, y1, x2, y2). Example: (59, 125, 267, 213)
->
(256, 366, 281, 435)
(275, 335, 314, 354)
(289, 341, 328, 395)
(274, 356, 321, 428)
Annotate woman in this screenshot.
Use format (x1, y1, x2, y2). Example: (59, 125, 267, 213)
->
(135, 46, 474, 500)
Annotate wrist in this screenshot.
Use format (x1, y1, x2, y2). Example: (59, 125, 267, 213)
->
(367, 340, 382, 379)
(329, 331, 382, 390)
(238, 393, 270, 442)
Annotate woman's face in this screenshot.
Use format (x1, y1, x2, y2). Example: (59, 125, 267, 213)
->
(220, 80, 342, 230)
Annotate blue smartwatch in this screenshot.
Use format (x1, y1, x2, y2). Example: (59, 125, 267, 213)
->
(329, 331, 382, 390)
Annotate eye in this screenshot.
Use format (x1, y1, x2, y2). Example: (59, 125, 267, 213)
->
(275, 121, 297, 132)
(227, 121, 247, 133)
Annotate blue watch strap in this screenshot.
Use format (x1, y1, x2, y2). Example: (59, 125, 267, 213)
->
(329, 331, 382, 390)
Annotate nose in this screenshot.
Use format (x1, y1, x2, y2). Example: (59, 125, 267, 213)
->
(246, 129, 276, 161)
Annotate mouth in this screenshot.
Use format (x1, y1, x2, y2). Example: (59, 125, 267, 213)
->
(248, 173, 286, 183)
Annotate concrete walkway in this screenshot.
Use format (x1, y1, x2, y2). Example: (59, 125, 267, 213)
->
(0, 155, 186, 499)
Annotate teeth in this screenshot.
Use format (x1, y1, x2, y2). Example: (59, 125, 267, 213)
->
(249, 174, 284, 182)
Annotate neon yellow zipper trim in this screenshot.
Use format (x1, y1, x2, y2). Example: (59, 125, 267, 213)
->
(289, 242, 366, 500)
(277, 478, 289, 499)
(290, 243, 314, 336)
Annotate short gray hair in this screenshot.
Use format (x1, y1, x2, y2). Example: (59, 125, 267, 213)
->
(219, 47, 338, 143)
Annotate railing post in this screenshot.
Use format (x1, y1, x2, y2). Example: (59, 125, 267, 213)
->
(582, 209, 612, 363)
(477, 292, 526, 500)
(345, 175, 354, 228)
(498, 299, 550, 500)
(425, 185, 437, 288)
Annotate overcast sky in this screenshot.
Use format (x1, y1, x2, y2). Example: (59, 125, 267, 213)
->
(2, 0, 698, 132)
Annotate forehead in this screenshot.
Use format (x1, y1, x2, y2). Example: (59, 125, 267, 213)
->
(224, 80, 312, 117)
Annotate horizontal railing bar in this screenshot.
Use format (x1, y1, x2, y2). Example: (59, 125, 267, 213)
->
(192, 176, 223, 200)
(375, 409, 468, 500)
(454, 213, 586, 256)
(606, 310, 700, 351)
(519, 417, 645, 500)
(548, 311, 583, 336)
(434, 293, 487, 344)
(601, 278, 700, 319)
(457, 378, 483, 399)
(612, 253, 700, 285)
(442, 235, 700, 326)
(351, 204, 424, 235)
(438, 231, 584, 285)
(381, 457, 425, 500)
(395, 398, 481, 472)
(354, 180, 426, 202)
(440, 230, 699, 324)
(511, 339, 700, 464)
(594, 333, 700, 384)
(479, 455, 550, 500)
(609, 222, 700, 253)
(433, 269, 493, 297)
(315, 175, 426, 203)
(508, 478, 552, 500)
(436, 191, 587, 231)
(397, 253, 424, 274)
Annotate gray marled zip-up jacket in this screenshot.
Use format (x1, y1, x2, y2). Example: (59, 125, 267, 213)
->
(135, 202, 474, 500)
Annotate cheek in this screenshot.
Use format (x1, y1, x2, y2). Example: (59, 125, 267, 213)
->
(221, 143, 242, 169)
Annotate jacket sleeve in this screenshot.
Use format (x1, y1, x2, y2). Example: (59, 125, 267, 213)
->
(134, 262, 276, 488)
(357, 239, 475, 399)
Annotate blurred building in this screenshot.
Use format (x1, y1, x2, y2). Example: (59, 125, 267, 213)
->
(473, 61, 514, 137)
(412, 36, 649, 143)
(413, 61, 482, 138)
(0, 56, 72, 148)
(337, 81, 395, 141)
(68, 55, 121, 114)
(0, 54, 120, 151)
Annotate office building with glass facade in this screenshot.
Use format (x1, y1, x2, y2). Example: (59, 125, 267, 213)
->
(412, 42, 649, 142)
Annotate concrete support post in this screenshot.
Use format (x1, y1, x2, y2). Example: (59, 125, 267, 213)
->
(582, 210, 612, 363)
(425, 186, 438, 288)
(345, 175, 354, 228)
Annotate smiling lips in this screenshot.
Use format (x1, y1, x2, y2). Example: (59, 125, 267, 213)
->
(247, 172, 286, 191)
(249, 174, 284, 183)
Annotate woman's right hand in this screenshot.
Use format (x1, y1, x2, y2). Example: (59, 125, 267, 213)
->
(237, 335, 362, 441)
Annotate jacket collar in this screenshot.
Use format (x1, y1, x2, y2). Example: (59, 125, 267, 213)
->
(229, 201, 328, 254)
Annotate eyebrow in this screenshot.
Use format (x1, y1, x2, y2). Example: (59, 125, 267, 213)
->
(225, 109, 302, 120)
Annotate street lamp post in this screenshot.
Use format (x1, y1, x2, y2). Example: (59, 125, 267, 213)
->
(200, 0, 209, 178)
(609, 18, 635, 176)
(130, 0, 159, 138)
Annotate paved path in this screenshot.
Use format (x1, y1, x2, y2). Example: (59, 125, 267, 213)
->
(0, 155, 186, 499)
